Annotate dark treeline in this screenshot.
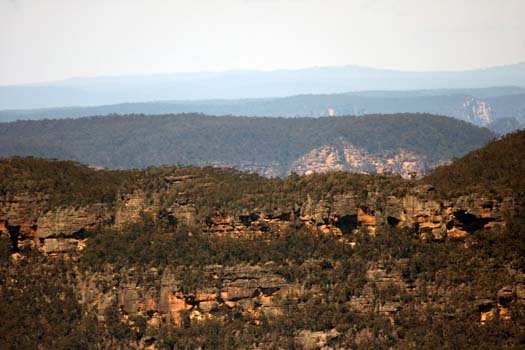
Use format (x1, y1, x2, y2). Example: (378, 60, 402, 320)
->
(0, 113, 494, 173)
(424, 130, 525, 198)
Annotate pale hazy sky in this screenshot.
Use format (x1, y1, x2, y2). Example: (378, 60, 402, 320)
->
(1, 0, 524, 85)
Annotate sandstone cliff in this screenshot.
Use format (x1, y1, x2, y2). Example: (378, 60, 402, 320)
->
(1, 153, 524, 349)
(0, 174, 515, 258)
(290, 140, 428, 179)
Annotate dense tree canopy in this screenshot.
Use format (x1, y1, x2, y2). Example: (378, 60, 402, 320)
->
(0, 113, 494, 173)
(424, 130, 525, 198)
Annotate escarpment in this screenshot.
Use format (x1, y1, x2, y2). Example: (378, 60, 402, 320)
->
(80, 264, 302, 331)
(0, 192, 113, 253)
(2, 178, 513, 255)
(1, 134, 524, 350)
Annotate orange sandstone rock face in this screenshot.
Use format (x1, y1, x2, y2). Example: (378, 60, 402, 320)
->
(1, 164, 516, 256)
(225, 286, 253, 301)
(357, 208, 376, 226)
(290, 140, 428, 179)
(296, 329, 341, 350)
(1, 185, 515, 258)
(43, 238, 83, 254)
(478, 302, 512, 323)
(446, 227, 469, 239)
(1, 194, 99, 235)
(78, 264, 302, 329)
(357, 207, 376, 234)
(37, 204, 111, 238)
(479, 304, 496, 323)
(0, 219, 7, 235)
(499, 306, 512, 321)
(115, 190, 159, 229)
(168, 292, 191, 326)
(145, 297, 156, 312)
(477, 284, 521, 323)
(205, 213, 236, 233)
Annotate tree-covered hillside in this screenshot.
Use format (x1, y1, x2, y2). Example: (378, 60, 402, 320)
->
(424, 130, 525, 198)
(0, 113, 494, 176)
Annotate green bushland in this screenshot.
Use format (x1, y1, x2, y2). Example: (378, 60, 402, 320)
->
(0, 113, 494, 170)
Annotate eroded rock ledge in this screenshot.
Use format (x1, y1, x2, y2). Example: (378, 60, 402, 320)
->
(0, 182, 516, 255)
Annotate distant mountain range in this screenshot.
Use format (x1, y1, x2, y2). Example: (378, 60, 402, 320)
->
(1, 63, 525, 110)
(0, 113, 494, 178)
(1, 86, 524, 134)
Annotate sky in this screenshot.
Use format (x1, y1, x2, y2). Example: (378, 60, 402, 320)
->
(1, 0, 524, 85)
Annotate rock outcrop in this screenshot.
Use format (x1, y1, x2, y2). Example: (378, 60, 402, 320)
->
(295, 329, 341, 350)
(0, 192, 112, 253)
(78, 263, 303, 331)
(290, 140, 427, 179)
(477, 279, 525, 323)
(1, 181, 513, 256)
(37, 204, 111, 238)
(196, 188, 513, 241)
(462, 97, 492, 125)
(115, 190, 159, 229)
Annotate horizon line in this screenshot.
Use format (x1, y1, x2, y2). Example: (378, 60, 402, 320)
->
(2, 60, 525, 88)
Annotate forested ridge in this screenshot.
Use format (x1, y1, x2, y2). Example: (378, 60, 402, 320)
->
(0, 113, 494, 174)
(424, 130, 525, 198)
(1, 87, 523, 135)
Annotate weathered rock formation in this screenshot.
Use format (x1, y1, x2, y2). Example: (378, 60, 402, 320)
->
(462, 97, 492, 125)
(477, 279, 525, 323)
(0, 192, 112, 253)
(78, 263, 303, 332)
(1, 180, 515, 257)
(290, 140, 427, 179)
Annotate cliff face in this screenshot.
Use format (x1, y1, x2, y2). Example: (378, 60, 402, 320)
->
(1, 181, 519, 332)
(0, 181, 514, 255)
(289, 140, 428, 179)
(0, 192, 113, 253)
(211, 140, 431, 179)
(165, 184, 513, 240)
(1, 158, 523, 349)
(462, 97, 493, 125)
(79, 263, 302, 330)
(73, 254, 525, 349)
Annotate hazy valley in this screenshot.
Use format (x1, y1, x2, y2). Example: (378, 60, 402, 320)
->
(2, 81, 525, 135)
